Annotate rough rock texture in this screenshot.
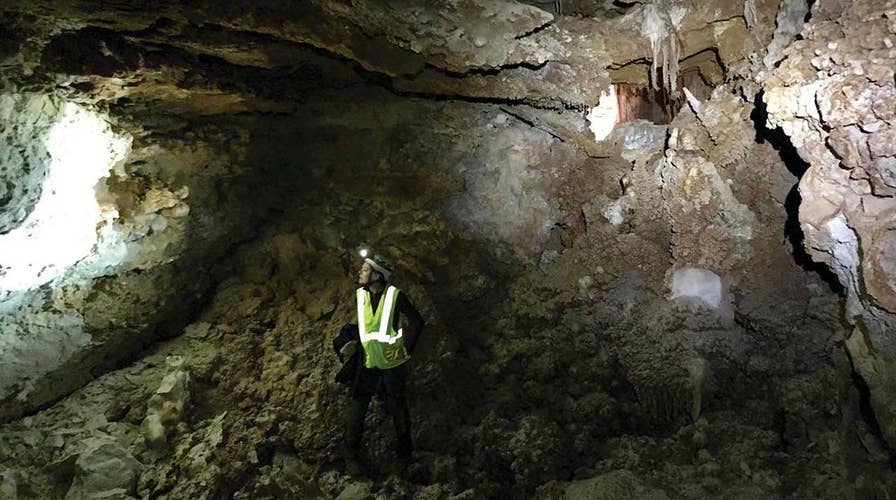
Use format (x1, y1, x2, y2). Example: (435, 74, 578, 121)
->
(0, 111, 265, 422)
(0, 0, 894, 498)
(0, 94, 58, 234)
(763, 0, 896, 449)
(141, 356, 190, 449)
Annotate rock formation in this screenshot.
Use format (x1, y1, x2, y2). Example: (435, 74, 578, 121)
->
(0, 0, 893, 498)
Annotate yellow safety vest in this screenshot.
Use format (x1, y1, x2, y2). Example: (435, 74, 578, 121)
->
(356, 286, 409, 369)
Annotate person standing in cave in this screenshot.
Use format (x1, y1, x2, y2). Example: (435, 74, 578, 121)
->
(333, 251, 425, 475)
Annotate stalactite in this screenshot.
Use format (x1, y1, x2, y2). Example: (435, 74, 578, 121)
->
(744, 0, 758, 28)
(641, 1, 682, 97)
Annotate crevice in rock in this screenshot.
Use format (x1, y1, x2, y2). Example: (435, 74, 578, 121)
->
(682, 46, 727, 81)
(774, 408, 789, 452)
(425, 59, 554, 79)
(609, 57, 650, 71)
(751, 90, 844, 294)
(514, 20, 555, 40)
(364, 71, 579, 111)
(499, 107, 566, 143)
(498, 106, 612, 159)
(706, 14, 749, 26)
(851, 369, 896, 466)
(612, 0, 640, 9)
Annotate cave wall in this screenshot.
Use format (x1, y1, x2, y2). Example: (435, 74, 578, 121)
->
(0, 0, 894, 498)
(0, 97, 280, 421)
(0, 94, 58, 234)
(763, 0, 896, 449)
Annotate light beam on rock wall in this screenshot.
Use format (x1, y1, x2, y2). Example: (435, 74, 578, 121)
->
(0, 102, 129, 296)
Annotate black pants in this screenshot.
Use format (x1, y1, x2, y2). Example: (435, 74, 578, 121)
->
(345, 364, 412, 459)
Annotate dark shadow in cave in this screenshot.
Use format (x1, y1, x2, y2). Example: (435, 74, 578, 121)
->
(615, 84, 675, 124)
(852, 369, 896, 467)
(805, 0, 816, 23)
(750, 91, 843, 294)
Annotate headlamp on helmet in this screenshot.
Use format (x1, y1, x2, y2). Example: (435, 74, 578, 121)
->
(357, 247, 394, 281)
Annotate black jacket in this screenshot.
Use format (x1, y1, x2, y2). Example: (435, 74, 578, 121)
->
(333, 323, 362, 389)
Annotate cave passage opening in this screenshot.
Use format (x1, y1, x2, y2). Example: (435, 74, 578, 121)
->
(587, 82, 678, 141)
(615, 83, 676, 124)
(0, 99, 130, 298)
(591, 58, 718, 142)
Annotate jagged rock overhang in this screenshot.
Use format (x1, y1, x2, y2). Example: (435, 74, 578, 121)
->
(3, 0, 776, 117)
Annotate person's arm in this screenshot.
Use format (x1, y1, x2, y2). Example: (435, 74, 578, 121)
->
(333, 323, 359, 363)
(396, 291, 424, 353)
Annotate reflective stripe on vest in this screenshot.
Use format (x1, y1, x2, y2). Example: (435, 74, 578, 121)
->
(356, 286, 408, 369)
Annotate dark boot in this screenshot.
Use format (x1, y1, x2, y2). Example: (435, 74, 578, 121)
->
(344, 392, 371, 476)
(382, 366, 413, 466)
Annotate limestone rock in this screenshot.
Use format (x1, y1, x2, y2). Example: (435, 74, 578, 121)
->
(662, 153, 757, 270)
(764, 0, 896, 448)
(64, 436, 141, 500)
(683, 357, 709, 421)
(336, 481, 372, 500)
(0, 468, 18, 500)
(0, 93, 59, 234)
(141, 356, 190, 448)
(561, 470, 670, 500)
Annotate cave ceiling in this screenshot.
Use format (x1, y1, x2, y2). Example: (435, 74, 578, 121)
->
(2, 0, 758, 117)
